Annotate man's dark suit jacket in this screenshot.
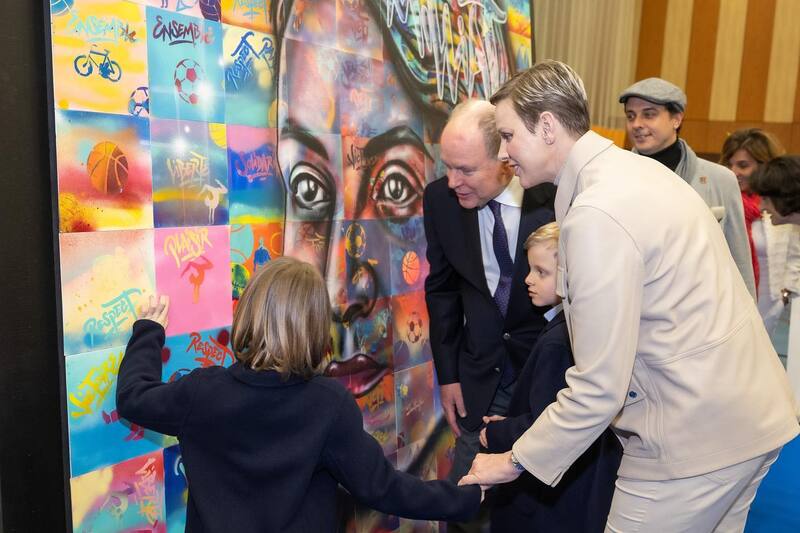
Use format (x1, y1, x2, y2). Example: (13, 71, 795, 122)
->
(485, 311, 622, 533)
(423, 177, 555, 431)
(117, 320, 481, 532)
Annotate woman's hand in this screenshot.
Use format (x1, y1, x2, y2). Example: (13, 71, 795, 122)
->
(138, 295, 169, 329)
(782, 288, 793, 305)
(458, 451, 522, 488)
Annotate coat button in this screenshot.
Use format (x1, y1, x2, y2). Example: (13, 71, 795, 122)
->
(628, 391, 637, 398)
(502, 332, 511, 340)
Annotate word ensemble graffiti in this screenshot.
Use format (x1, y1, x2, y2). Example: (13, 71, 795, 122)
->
(67, 9, 138, 44)
(152, 15, 214, 46)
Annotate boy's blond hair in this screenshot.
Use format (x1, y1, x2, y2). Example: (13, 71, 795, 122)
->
(231, 256, 331, 379)
(524, 221, 559, 251)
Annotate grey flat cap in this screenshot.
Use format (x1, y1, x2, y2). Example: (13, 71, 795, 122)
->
(619, 77, 687, 112)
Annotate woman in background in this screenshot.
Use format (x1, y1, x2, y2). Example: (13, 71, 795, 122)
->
(721, 129, 800, 336)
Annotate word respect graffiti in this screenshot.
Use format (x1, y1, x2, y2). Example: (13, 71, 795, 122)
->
(82, 288, 142, 347)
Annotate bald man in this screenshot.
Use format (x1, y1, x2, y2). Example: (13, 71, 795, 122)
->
(423, 100, 555, 508)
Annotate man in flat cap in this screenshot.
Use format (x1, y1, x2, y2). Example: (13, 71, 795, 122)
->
(620, 77, 755, 298)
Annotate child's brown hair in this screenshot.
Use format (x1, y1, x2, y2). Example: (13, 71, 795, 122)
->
(231, 256, 331, 379)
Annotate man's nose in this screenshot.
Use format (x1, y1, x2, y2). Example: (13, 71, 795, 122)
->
(447, 170, 461, 189)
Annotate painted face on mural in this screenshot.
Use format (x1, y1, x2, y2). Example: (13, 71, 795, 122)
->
(276, 19, 430, 397)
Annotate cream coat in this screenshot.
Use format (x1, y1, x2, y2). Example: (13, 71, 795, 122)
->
(512, 131, 798, 485)
(674, 140, 757, 299)
(754, 214, 800, 334)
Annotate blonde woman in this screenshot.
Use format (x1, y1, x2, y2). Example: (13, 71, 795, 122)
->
(461, 61, 798, 532)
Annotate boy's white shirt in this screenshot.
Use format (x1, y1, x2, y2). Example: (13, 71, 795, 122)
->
(543, 303, 563, 322)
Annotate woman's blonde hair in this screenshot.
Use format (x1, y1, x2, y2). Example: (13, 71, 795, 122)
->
(524, 221, 560, 251)
(490, 61, 590, 138)
(231, 256, 331, 379)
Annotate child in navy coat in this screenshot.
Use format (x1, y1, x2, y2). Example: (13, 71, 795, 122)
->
(479, 223, 621, 532)
(117, 256, 482, 532)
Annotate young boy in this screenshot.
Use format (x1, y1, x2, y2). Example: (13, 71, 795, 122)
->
(479, 222, 621, 532)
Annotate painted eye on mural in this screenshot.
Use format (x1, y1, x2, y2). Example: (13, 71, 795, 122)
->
(289, 163, 334, 216)
(371, 162, 422, 217)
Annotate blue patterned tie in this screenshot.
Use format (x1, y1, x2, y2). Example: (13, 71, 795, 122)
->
(488, 200, 513, 317)
(488, 199, 516, 387)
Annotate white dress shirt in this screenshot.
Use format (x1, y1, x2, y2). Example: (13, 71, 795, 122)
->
(543, 303, 564, 322)
(477, 176, 524, 295)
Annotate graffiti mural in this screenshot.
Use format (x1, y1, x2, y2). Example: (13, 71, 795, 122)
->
(48, 0, 532, 529)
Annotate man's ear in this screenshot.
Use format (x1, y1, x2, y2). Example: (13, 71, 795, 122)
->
(672, 111, 685, 131)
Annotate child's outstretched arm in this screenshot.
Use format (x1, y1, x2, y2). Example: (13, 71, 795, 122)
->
(323, 391, 482, 522)
(116, 295, 197, 436)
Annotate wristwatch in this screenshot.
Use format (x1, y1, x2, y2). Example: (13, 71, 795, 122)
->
(782, 288, 792, 305)
(510, 451, 526, 472)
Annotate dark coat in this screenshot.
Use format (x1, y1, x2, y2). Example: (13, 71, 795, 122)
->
(117, 320, 481, 532)
(423, 177, 555, 430)
(485, 311, 621, 533)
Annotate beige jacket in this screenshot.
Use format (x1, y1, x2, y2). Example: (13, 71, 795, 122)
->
(512, 131, 798, 484)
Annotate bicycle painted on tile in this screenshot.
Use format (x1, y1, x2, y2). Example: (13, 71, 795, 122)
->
(74, 45, 123, 82)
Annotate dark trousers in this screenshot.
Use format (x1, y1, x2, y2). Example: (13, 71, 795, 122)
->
(446, 381, 515, 533)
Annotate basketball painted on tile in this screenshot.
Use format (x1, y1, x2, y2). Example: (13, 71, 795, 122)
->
(86, 141, 128, 194)
(401, 251, 420, 285)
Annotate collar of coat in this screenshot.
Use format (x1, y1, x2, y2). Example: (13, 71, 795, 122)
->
(554, 130, 615, 223)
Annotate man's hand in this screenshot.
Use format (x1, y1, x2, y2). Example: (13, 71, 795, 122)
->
(440, 382, 466, 437)
(478, 415, 506, 448)
(139, 295, 169, 329)
(458, 451, 522, 488)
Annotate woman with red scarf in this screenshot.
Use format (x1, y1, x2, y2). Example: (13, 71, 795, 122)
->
(721, 129, 800, 336)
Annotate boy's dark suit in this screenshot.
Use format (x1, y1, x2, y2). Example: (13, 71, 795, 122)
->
(424, 177, 555, 432)
(485, 310, 622, 533)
